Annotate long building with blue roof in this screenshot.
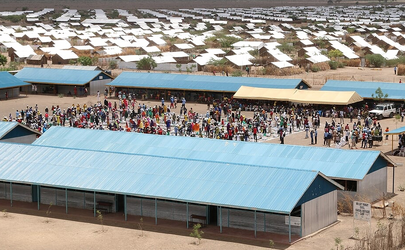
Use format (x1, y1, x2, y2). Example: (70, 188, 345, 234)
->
(34, 126, 395, 202)
(15, 67, 112, 96)
(107, 72, 309, 101)
(0, 72, 31, 99)
(0, 142, 341, 241)
(321, 80, 405, 100)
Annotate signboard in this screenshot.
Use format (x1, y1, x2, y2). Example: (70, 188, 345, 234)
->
(353, 201, 371, 221)
(285, 216, 301, 226)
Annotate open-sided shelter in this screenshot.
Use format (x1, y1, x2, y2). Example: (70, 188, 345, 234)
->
(0, 142, 342, 242)
(233, 86, 363, 105)
(34, 127, 394, 203)
(321, 80, 405, 101)
(107, 72, 309, 102)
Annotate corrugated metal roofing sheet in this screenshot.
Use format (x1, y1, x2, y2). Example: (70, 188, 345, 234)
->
(0, 142, 321, 214)
(0, 121, 41, 139)
(107, 72, 307, 92)
(0, 72, 31, 89)
(321, 80, 405, 100)
(385, 125, 405, 135)
(34, 127, 383, 180)
(15, 68, 104, 85)
(0, 121, 18, 138)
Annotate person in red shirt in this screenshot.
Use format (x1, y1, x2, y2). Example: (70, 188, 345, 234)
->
(253, 127, 257, 142)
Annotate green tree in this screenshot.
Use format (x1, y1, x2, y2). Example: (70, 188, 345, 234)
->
(328, 49, 343, 60)
(78, 56, 93, 66)
(109, 10, 119, 19)
(277, 43, 294, 53)
(218, 36, 243, 48)
(0, 54, 7, 66)
(136, 56, 157, 70)
(366, 54, 386, 68)
(371, 87, 388, 102)
(207, 58, 227, 66)
(109, 60, 117, 70)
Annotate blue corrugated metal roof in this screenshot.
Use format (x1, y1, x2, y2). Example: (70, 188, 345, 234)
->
(14, 68, 105, 85)
(107, 72, 307, 92)
(0, 142, 324, 214)
(321, 80, 405, 100)
(34, 127, 384, 180)
(385, 125, 405, 135)
(0, 72, 30, 89)
(0, 122, 18, 139)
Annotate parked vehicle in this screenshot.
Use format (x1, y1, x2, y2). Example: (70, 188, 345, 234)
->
(369, 103, 396, 119)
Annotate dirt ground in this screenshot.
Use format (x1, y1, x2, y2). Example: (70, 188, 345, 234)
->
(1, 66, 405, 249)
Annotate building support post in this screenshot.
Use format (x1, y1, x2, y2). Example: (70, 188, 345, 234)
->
(155, 198, 157, 225)
(37, 185, 40, 210)
(393, 165, 395, 194)
(219, 206, 222, 233)
(65, 188, 68, 214)
(254, 210, 257, 238)
(227, 209, 230, 227)
(300, 207, 303, 237)
(289, 214, 292, 243)
(186, 202, 189, 229)
(10, 182, 12, 207)
(93, 191, 96, 217)
(124, 195, 127, 221)
(140, 198, 143, 217)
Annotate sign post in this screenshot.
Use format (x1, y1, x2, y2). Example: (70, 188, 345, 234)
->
(353, 201, 372, 238)
(353, 201, 371, 221)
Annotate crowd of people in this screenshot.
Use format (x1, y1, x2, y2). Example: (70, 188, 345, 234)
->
(3, 90, 404, 150)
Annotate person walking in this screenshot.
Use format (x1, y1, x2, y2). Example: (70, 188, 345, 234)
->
(394, 66, 397, 75)
(314, 128, 318, 144)
(310, 129, 314, 144)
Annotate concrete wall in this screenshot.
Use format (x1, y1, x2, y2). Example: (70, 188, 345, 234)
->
(218, 208, 300, 235)
(301, 190, 337, 236)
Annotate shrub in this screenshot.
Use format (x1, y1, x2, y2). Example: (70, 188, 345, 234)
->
(190, 223, 204, 245)
(311, 65, 320, 72)
(329, 61, 338, 70)
(0, 54, 7, 66)
(78, 56, 93, 66)
(264, 66, 305, 76)
(231, 70, 243, 77)
(398, 64, 405, 75)
(366, 54, 385, 68)
(342, 59, 360, 67)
